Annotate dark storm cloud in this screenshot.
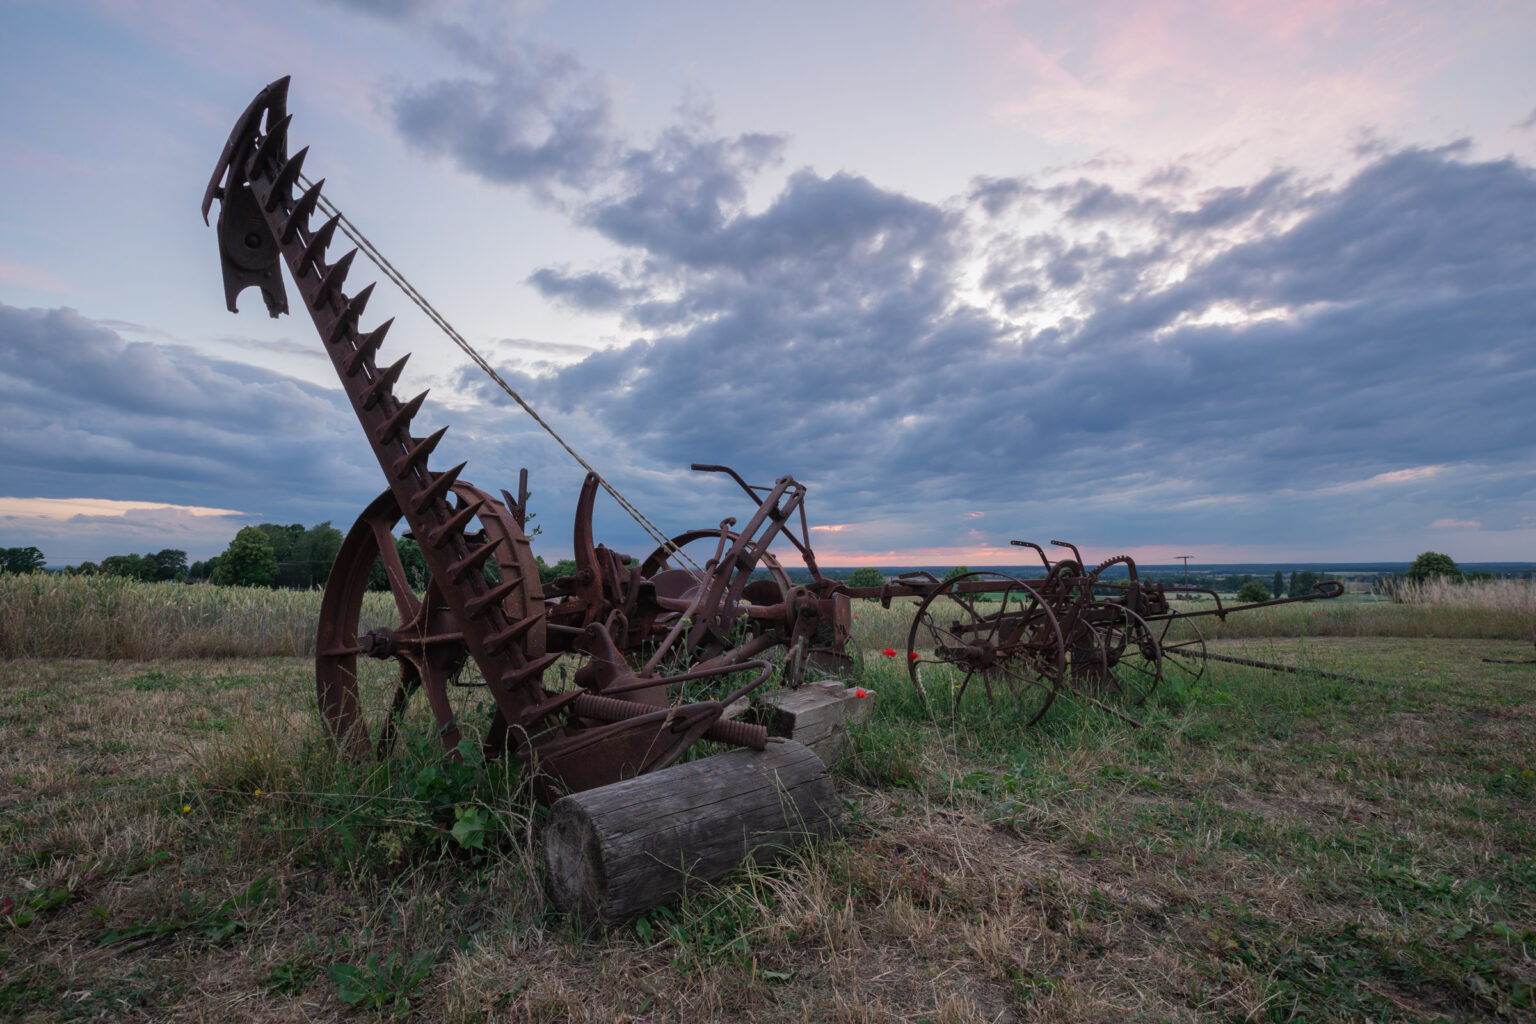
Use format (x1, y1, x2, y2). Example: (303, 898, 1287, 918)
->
(0, 304, 380, 520)
(312, 0, 429, 20)
(1180, 146, 1533, 308)
(581, 126, 787, 265)
(1171, 170, 1300, 232)
(526, 268, 632, 312)
(1141, 163, 1197, 190)
(391, 37, 619, 194)
(518, 145, 1533, 552)
(368, 17, 1532, 555)
(536, 168, 965, 474)
(968, 175, 1031, 217)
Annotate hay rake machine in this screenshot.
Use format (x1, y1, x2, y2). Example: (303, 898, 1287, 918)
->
(204, 78, 856, 799)
(837, 540, 1344, 727)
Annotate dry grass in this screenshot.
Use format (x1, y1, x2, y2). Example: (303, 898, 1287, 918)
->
(3, 581, 1535, 1020)
(847, 584, 1536, 649)
(0, 574, 395, 659)
(3, 573, 1529, 661)
(1396, 577, 1536, 613)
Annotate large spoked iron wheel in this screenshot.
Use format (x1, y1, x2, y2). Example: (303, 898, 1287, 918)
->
(906, 571, 1064, 727)
(315, 484, 544, 760)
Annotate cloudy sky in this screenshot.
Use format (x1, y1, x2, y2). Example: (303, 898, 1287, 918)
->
(2, 0, 1533, 569)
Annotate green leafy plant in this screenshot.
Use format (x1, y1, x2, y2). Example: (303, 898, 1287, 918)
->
(327, 950, 437, 1015)
(97, 877, 270, 948)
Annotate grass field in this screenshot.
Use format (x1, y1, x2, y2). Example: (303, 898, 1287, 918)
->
(1, 582, 1533, 1021)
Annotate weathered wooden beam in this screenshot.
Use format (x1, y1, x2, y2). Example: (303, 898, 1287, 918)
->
(752, 681, 873, 763)
(544, 740, 838, 923)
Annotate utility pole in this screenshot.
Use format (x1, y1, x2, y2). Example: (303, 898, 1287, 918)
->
(1176, 555, 1193, 584)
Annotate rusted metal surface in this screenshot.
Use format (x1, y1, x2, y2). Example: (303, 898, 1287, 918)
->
(205, 79, 803, 800)
(207, 78, 1348, 787)
(205, 78, 872, 800)
(868, 541, 1344, 727)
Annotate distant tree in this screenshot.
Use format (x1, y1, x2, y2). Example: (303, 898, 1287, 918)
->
(151, 549, 188, 581)
(847, 567, 885, 588)
(1, 546, 46, 574)
(74, 561, 100, 576)
(533, 556, 581, 585)
(1289, 570, 1320, 596)
(1466, 570, 1495, 582)
(1236, 581, 1271, 603)
(367, 536, 431, 592)
(1407, 551, 1462, 584)
(942, 565, 972, 584)
(213, 527, 279, 587)
(254, 523, 305, 564)
(290, 522, 344, 588)
(1272, 571, 1285, 599)
(101, 553, 154, 580)
(187, 557, 219, 581)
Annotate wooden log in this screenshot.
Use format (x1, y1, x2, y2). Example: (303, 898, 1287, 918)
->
(752, 682, 873, 763)
(544, 740, 838, 924)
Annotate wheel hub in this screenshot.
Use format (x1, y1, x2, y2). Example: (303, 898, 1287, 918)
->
(358, 627, 398, 659)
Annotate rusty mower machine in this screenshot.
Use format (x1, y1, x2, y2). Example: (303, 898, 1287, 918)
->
(204, 78, 853, 800)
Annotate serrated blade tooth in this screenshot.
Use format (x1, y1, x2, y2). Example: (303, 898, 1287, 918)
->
(312, 248, 357, 308)
(484, 611, 544, 652)
(391, 425, 448, 479)
(465, 576, 524, 618)
(281, 178, 324, 243)
(447, 536, 504, 583)
(344, 319, 391, 377)
(360, 353, 409, 409)
(266, 146, 309, 212)
(409, 459, 464, 514)
(324, 284, 375, 346)
(249, 113, 292, 178)
(427, 497, 483, 548)
(374, 386, 424, 443)
(299, 214, 341, 277)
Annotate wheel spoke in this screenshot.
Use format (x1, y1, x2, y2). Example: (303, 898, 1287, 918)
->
(952, 669, 975, 710)
(369, 517, 421, 622)
(1156, 614, 1206, 683)
(316, 484, 540, 761)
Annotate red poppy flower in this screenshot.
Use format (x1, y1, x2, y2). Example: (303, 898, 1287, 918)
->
(908, 651, 920, 661)
(882, 647, 897, 657)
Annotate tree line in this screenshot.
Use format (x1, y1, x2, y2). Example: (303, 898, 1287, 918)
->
(1, 547, 47, 574)
(4, 527, 592, 591)
(0, 541, 1510, 598)
(5, 524, 346, 589)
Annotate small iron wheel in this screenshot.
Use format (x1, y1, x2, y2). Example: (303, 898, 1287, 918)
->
(1150, 611, 1207, 684)
(639, 528, 794, 659)
(906, 570, 1064, 727)
(1081, 602, 1162, 706)
(315, 483, 543, 759)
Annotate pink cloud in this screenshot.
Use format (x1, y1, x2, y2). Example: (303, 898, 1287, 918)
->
(0, 258, 69, 294)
